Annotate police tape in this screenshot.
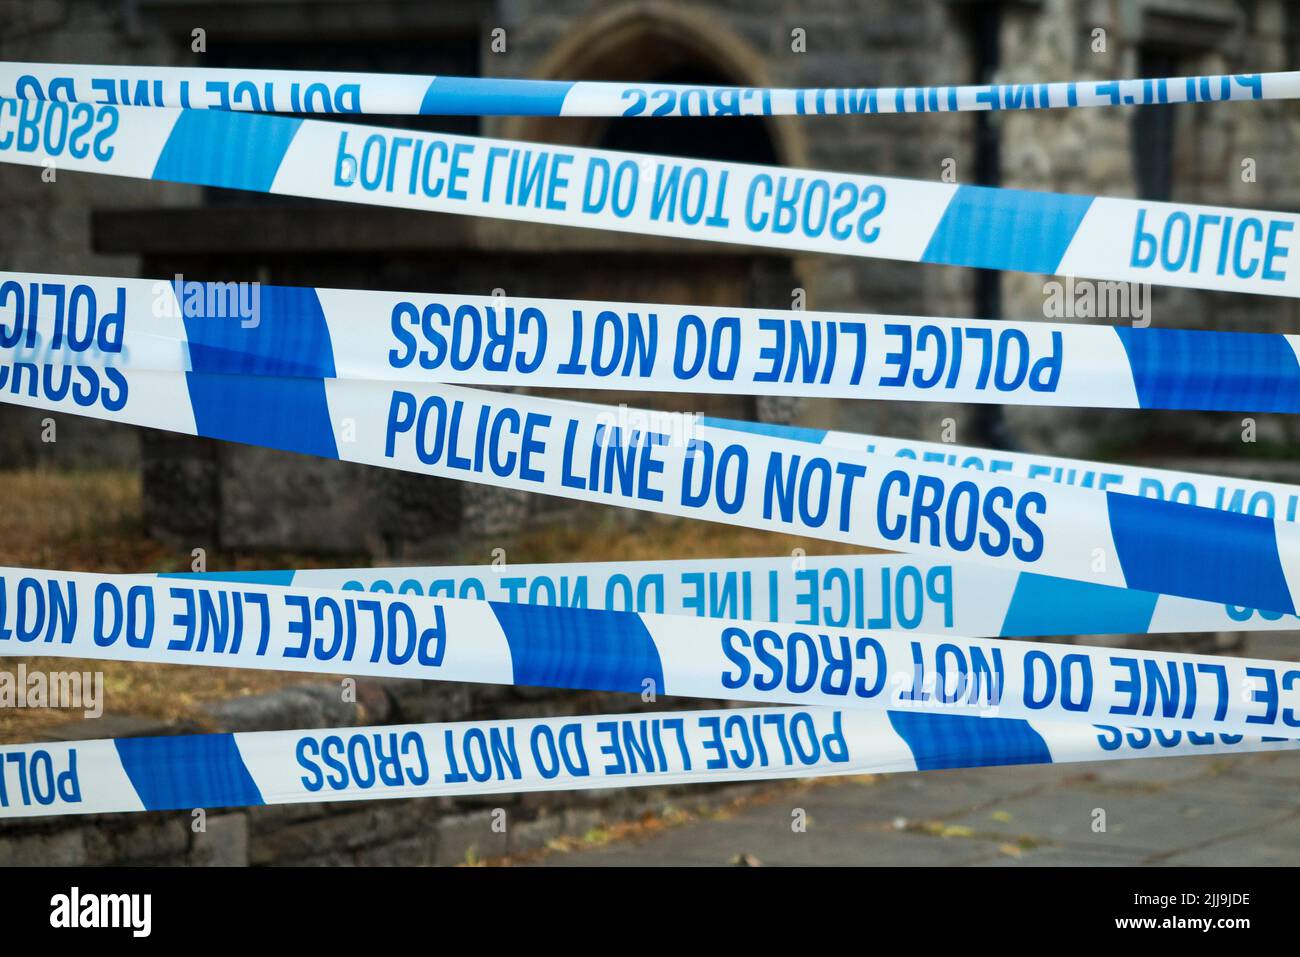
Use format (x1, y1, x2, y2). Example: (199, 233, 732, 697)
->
(708, 416, 1300, 521)
(183, 551, 1299, 639)
(2, 101, 1298, 299)
(2, 371, 1299, 614)
(2, 703, 1296, 819)
(2, 62, 1296, 117)
(9, 270, 1298, 521)
(9, 269, 1298, 518)
(3, 564, 1300, 738)
(6, 269, 1300, 413)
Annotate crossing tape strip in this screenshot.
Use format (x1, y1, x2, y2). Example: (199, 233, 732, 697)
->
(5, 61, 1296, 822)
(3, 368, 1300, 613)
(707, 416, 1300, 522)
(182, 552, 1300, 639)
(8, 269, 1300, 412)
(2, 101, 1299, 298)
(5, 563, 1296, 818)
(2, 62, 1295, 117)
(2, 565, 1300, 739)
(1, 703, 1296, 819)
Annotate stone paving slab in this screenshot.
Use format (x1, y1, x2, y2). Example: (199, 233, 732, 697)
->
(524, 750, 1300, 867)
(977, 845, 1148, 867)
(945, 778, 1293, 859)
(539, 816, 1006, 867)
(1159, 814, 1300, 866)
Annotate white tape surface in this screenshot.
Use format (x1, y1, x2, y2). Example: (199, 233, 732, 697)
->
(197, 551, 1299, 639)
(2, 101, 1299, 297)
(3, 566, 1300, 738)
(1, 62, 1294, 116)
(6, 270, 1300, 413)
(3, 705, 1295, 819)
(3, 365, 1300, 614)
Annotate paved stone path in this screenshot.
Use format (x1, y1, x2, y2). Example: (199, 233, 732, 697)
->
(527, 633, 1300, 867)
(527, 747, 1298, 866)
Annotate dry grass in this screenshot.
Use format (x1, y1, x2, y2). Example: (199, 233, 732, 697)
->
(0, 469, 340, 742)
(0, 469, 882, 743)
(0, 469, 164, 572)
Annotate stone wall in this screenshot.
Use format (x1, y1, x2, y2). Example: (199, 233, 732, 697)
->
(0, 0, 199, 469)
(996, 0, 1300, 460)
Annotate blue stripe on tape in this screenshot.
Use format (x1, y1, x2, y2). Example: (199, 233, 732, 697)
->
(152, 110, 301, 192)
(701, 416, 830, 445)
(114, 734, 264, 811)
(888, 711, 1052, 770)
(159, 570, 297, 585)
(1000, 573, 1158, 637)
(180, 283, 337, 378)
(185, 372, 339, 459)
(1114, 327, 1300, 413)
(1107, 492, 1296, 614)
(921, 185, 1094, 275)
(489, 602, 665, 694)
(419, 77, 575, 116)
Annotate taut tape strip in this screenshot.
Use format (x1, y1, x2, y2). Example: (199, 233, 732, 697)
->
(3, 565, 1300, 738)
(3, 371, 1300, 613)
(184, 552, 1300, 639)
(7, 269, 1300, 412)
(1, 62, 1295, 116)
(2, 704, 1296, 819)
(2, 101, 1298, 298)
(705, 417, 1300, 522)
(6, 271, 1293, 527)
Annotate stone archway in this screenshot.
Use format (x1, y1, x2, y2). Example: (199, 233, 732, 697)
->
(493, 2, 809, 171)
(497, 3, 813, 429)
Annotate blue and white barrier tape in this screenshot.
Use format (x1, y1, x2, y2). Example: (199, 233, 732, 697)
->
(186, 552, 1300, 639)
(3, 370, 1300, 613)
(3, 101, 1298, 298)
(3, 704, 1296, 820)
(711, 418, 1300, 522)
(7, 269, 1300, 412)
(3, 565, 1299, 738)
(2, 62, 1295, 117)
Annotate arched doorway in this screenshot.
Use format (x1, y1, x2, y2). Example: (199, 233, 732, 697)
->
(494, 3, 807, 168)
(496, 4, 811, 428)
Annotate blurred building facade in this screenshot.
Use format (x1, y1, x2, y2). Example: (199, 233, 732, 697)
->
(1, 0, 1298, 558)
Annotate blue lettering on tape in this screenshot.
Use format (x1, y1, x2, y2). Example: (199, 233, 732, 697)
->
(1000, 573, 1158, 637)
(887, 711, 1052, 770)
(921, 185, 1094, 275)
(1114, 326, 1300, 413)
(152, 109, 301, 192)
(489, 601, 664, 694)
(114, 733, 264, 811)
(1107, 492, 1296, 615)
